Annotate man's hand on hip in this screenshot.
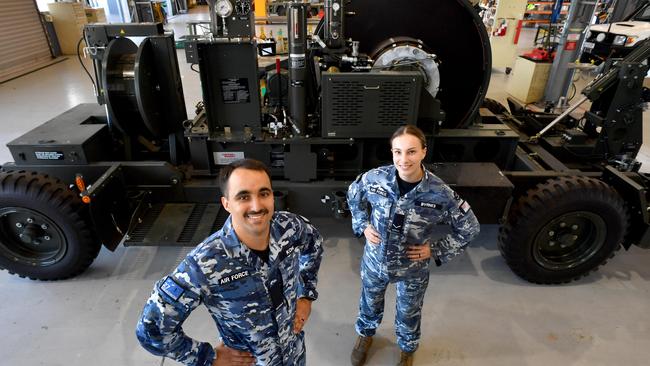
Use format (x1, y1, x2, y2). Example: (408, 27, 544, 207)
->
(213, 343, 255, 366)
(293, 297, 312, 334)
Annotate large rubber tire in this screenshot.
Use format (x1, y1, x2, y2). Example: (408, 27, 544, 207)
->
(0, 171, 100, 280)
(499, 176, 627, 284)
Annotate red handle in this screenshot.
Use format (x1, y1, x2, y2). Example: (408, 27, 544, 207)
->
(514, 20, 523, 44)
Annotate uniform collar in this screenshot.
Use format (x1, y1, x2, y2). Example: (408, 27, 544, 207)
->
(418, 166, 434, 192)
(220, 214, 278, 268)
(388, 164, 432, 194)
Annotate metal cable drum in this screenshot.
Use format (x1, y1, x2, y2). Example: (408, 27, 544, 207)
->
(345, 0, 491, 128)
(135, 38, 169, 138)
(101, 37, 171, 140)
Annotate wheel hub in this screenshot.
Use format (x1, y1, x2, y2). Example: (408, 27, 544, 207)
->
(0, 208, 66, 266)
(533, 211, 606, 270)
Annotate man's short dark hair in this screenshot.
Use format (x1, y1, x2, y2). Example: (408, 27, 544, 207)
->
(218, 159, 272, 197)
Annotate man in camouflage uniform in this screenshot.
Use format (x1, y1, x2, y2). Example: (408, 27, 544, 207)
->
(136, 159, 323, 366)
(347, 125, 480, 366)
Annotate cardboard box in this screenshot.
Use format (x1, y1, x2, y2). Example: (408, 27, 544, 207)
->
(48, 2, 88, 55)
(507, 56, 552, 103)
(85, 7, 107, 23)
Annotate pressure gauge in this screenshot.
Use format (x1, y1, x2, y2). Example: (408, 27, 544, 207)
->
(332, 2, 340, 12)
(215, 0, 233, 17)
(235, 1, 251, 16)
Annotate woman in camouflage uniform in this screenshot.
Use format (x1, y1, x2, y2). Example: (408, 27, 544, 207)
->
(347, 125, 480, 366)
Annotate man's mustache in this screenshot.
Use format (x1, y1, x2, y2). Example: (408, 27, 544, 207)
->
(245, 209, 269, 217)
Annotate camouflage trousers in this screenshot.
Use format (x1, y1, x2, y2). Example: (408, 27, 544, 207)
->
(355, 260, 430, 353)
(293, 331, 306, 366)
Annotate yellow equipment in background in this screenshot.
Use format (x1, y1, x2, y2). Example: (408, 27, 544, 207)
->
(255, 0, 267, 17)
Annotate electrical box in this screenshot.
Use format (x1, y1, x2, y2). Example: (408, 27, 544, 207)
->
(8, 104, 111, 165)
(322, 72, 422, 138)
(196, 41, 262, 136)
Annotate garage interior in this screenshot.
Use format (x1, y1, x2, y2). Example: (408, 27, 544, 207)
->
(1, 1, 650, 365)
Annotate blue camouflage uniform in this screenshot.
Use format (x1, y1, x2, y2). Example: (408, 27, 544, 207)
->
(347, 165, 479, 352)
(136, 211, 323, 366)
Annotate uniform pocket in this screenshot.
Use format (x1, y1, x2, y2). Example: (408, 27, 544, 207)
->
(412, 205, 444, 224)
(404, 205, 440, 244)
(212, 272, 266, 320)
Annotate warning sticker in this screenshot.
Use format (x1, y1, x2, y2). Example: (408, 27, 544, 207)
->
(214, 151, 245, 165)
(35, 151, 64, 160)
(290, 54, 306, 69)
(220, 78, 251, 104)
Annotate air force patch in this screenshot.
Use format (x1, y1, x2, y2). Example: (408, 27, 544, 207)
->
(160, 277, 185, 301)
(219, 270, 250, 285)
(369, 186, 389, 198)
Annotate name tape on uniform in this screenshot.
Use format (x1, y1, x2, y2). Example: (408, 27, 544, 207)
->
(416, 201, 443, 210)
(278, 246, 297, 261)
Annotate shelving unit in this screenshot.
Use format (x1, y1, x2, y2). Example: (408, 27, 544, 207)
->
(591, 0, 616, 24)
(523, 0, 571, 27)
(480, 0, 528, 71)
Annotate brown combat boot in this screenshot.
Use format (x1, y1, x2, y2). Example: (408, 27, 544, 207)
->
(350, 335, 373, 366)
(397, 351, 414, 366)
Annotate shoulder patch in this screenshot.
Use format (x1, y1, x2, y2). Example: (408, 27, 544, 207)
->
(459, 200, 471, 214)
(160, 277, 185, 301)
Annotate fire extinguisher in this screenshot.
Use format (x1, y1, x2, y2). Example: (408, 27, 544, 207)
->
(492, 19, 508, 37)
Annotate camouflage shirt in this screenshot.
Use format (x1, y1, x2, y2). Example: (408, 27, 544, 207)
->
(347, 165, 479, 279)
(136, 211, 323, 366)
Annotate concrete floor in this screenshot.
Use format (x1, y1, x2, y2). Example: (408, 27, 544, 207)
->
(1, 8, 650, 366)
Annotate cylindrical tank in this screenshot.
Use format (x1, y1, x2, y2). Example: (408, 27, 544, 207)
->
(287, 2, 308, 135)
(344, 0, 491, 128)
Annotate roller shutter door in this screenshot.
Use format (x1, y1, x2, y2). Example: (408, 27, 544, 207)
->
(0, 0, 53, 83)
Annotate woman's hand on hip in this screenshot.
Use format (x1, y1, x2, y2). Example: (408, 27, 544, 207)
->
(363, 225, 381, 244)
(406, 243, 431, 261)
